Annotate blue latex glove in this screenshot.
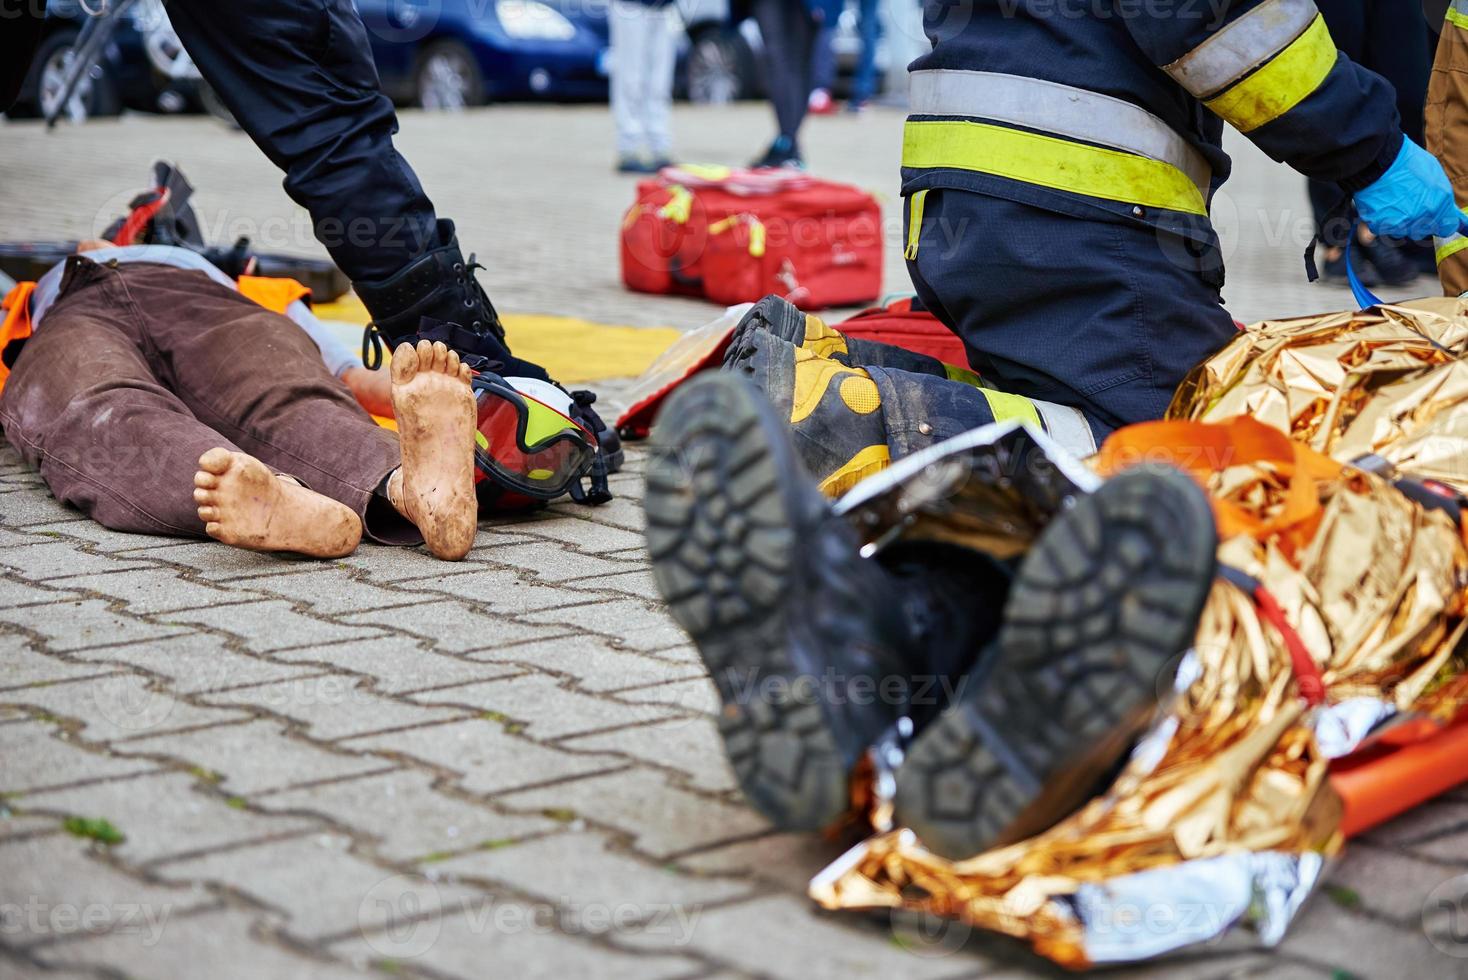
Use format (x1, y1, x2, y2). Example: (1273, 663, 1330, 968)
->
(1355, 138, 1468, 240)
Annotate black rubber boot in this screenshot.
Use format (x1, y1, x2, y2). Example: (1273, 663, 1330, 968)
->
(645, 373, 923, 831)
(894, 464, 1218, 859)
(352, 220, 550, 382)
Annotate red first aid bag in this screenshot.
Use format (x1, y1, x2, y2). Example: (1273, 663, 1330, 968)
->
(620, 166, 883, 310)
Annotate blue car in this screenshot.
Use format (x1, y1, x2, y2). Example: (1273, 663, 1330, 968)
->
(356, 0, 610, 108)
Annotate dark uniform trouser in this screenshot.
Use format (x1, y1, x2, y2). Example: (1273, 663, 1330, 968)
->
(903, 190, 1237, 439)
(166, 0, 440, 283)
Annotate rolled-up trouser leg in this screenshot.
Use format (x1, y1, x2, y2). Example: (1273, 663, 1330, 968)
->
(164, 0, 440, 282)
(904, 189, 1237, 434)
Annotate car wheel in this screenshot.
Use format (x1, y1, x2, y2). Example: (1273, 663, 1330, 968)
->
(684, 27, 753, 105)
(414, 40, 486, 111)
(22, 29, 121, 121)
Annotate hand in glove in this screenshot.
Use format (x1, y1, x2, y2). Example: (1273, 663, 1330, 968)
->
(1355, 138, 1468, 240)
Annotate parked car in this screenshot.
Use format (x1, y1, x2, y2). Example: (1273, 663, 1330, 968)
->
(6, 0, 207, 121)
(355, 0, 611, 108)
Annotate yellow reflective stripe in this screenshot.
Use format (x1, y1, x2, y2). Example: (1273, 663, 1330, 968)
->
(817, 444, 891, 498)
(905, 190, 930, 260)
(978, 387, 1043, 429)
(903, 119, 1208, 217)
(1437, 235, 1468, 264)
(1204, 15, 1336, 133)
(1448, 7, 1468, 30)
(943, 363, 983, 387)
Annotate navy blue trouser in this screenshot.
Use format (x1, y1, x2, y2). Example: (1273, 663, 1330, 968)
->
(166, 0, 441, 283)
(903, 190, 1238, 439)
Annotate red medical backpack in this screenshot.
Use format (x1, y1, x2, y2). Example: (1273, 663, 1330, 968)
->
(620, 167, 883, 310)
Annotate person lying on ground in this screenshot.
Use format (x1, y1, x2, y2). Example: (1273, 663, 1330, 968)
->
(0, 242, 478, 560)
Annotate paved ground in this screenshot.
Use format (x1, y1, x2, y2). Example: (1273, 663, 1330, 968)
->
(0, 105, 1465, 980)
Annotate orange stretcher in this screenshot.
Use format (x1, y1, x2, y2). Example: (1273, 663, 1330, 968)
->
(1333, 711, 1468, 837)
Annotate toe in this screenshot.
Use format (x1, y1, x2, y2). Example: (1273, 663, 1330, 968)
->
(193, 486, 215, 505)
(446, 348, 461, 376)
(197, 505, 220, 523)
(391, 342, 419, 384)
(204, 521, 223, 540)
(194, 471, 219, 491)
(415, 339, 435, 371)
(198, 448, 233, 475)
(431, 340, 450, 373)
(458, 363, 473, 384)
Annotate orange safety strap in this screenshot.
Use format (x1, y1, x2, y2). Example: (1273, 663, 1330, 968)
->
(0, 282, 38, 395)
(1094, 416, 1342, 556)
(236, 276, 311, 315)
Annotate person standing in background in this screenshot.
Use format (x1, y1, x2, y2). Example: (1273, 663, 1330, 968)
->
(748, 0, 842, 168)
(610, 0, 680, 173)
(808, 23, 838, 115)
(1308, 0, 1434, 286)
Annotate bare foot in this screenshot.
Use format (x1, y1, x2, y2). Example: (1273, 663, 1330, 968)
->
(389, 340, 477, 560)
(194, 448, 362, 558)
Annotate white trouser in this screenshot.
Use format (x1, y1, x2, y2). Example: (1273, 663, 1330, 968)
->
(609, 0, 677, 157)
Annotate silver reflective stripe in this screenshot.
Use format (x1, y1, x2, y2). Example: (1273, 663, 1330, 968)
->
(907, 69, 1213, 201)
(1034, 399, 1098, 458)
(1163, 0, 1320, 100)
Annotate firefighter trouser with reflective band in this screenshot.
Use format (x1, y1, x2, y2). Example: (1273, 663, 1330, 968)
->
(903, 189, 1237, 437)
(1430, 0, 1468, 296)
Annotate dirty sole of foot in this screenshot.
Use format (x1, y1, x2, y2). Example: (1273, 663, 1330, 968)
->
(896, 465, 1218, 859)
(645, 375, 850, 831)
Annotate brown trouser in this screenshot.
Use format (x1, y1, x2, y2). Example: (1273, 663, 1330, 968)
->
(1429, 11, 1468, 296)
(0, 258, 417, 545)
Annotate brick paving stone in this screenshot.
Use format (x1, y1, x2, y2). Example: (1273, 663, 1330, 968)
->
(1278, 894, 1458, 978)
(256, 769, 555, 863)
(0, 542, 154, 581)
(515, 518, 648, 554)
(614, 677, 721, 715)
(0, 833, 210, 948)
(342, 719, 627, 797)
(390, 566, 582, 614)
(576, 569, 662, 601)
(47, 567, 265, 615)
(21, 772, 318, 866)
(153, 833, 483, 942)
(410, 674, 677, 740)
(473, 541, 646, 584)
(266, 635, 523, 694)
(0, 721, 159, 795)
(439, 831, 754, 916)
(520, 598, 687, 651)
(0, 599, 188, 653)
(227, 567, 423, 616)
(340, 599, 544, 652)
(121, 719, 389, 795)
(66, 634, 318, 695)
(23, 521, 179, 552)
(334, 543, 484, 580)
(34, 908, 367, 980)
(565, 718, 737, 794)
(110, 541, 302, 580)
(0, 576, 82, 607)
(331, 903, 705, 980)
(159, 601, 386, 653)
(1326, 844, 1468, 924)
(675, 834, 855, 896)
(200, 675, 465, 741)
(3, 675, 247, 743)
(617, 893, 971, 979)
(472, 636, 703, 691)
(0, 814, 57, 840)
(497, 769, 768, 859)
(0, 488, 87, 526)
(1400, 825, 1468, 867)
(1360, 798, 1468, 851)
(0, 642, 117, 690)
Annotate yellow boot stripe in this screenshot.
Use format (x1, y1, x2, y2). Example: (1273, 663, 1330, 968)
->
(801, 314, 850, 360)
(817, 445, 892, 498)
(790, 351, 876, 425)
(1203, 15, 1337, 133)
(979, 387, 1044, 429)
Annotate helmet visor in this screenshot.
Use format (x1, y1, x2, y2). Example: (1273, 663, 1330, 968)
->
(473, 379, 595, 499)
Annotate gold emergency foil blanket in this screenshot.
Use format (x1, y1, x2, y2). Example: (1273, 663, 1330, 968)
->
(813, 414, 1468, 968)
(1168, 300, 1468, 493)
